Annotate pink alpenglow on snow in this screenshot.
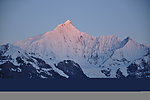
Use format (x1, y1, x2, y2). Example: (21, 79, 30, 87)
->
(13, 20, 150, 78)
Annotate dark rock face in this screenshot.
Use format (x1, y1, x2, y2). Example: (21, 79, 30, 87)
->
(31, 56, 51, 68)
(116, 68, 125, 78)
(0, 44, 9, 55)
(101, 68, 111, 77)
(127, 59, 150, 78)
(16, 57, 24, 64)
(0, 61, 64, 79)
(55, 60, 88, 78)
(0, 44, 12, 61)
(0, 61, 38, 78)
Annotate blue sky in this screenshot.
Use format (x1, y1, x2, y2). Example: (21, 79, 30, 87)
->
(0, 0, 150, 44)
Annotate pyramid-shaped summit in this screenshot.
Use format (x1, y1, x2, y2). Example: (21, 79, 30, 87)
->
(54, 20, 79, 32)
(64, 20, 72, 24)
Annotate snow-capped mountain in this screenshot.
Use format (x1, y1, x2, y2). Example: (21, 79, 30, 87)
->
(0, 20, 150, 78)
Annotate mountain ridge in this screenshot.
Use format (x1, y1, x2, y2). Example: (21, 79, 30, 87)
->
(0, 20, 149, 78)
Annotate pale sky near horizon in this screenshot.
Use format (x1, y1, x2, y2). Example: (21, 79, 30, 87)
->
(0, 0, 150, 45)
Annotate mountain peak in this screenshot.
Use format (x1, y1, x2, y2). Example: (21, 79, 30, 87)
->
(54, 20, 80, 33)
(126, 36, 132, 40)
(122, 36, 136, 44)
(64, 20, 71, 24)
(126, 36, 137, 43)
